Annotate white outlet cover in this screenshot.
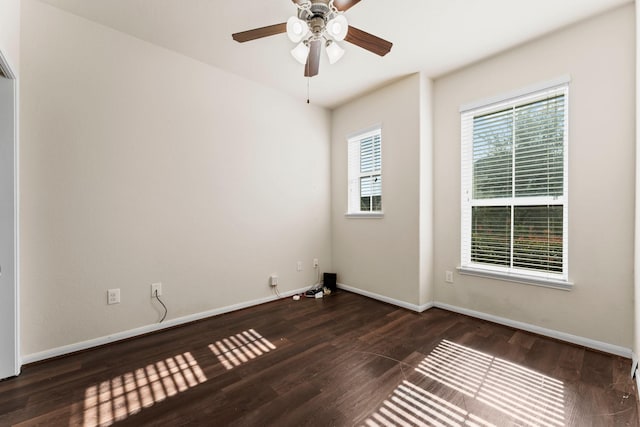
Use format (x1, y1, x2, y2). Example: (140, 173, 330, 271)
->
(107, 288, 120, 305)
(151, 283, 162, 297)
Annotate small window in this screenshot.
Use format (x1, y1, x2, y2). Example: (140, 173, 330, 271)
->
(460, 81, 569, 286)
(347, 127, 382, 215)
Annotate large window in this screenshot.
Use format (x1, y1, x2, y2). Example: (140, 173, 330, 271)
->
(460, 81, 569, 286)
(348, 127, 382, 215)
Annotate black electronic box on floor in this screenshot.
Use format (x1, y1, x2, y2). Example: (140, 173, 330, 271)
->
(324, 273, 337, 292)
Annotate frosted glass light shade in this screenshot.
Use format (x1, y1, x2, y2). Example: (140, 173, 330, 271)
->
(326, 15, 348, 41)
(326, 41, 345, 64)
(286, 16, 309, 43)
(291, 42, 310, 64)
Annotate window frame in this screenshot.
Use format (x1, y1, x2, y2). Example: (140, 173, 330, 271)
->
(346, 126, 384, 218)
(459, 78, 572, 290)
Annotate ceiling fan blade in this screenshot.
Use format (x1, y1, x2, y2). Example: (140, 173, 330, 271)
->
(333, 0, 362, 12)
(232, 23, 286, 43)
(304, 39, 321, 77)
(344, 25, 392, 56)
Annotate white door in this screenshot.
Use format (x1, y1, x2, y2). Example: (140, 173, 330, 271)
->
(0, 63, 18, 379)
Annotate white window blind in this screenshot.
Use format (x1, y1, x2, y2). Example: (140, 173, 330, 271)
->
(461, 83, 569, 283)
(348, 128, 382, 214)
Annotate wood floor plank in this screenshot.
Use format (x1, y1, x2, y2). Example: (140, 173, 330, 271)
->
(508, 330, 538, 350)
(0, 291, 636, 426)
(553, 345, 585, 382)
(582, 349, 615, 387)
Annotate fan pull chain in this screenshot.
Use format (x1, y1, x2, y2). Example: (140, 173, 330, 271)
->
(307, 77, 310, 104)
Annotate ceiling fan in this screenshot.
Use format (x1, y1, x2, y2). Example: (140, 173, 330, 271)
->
(232, 0, 393, 78)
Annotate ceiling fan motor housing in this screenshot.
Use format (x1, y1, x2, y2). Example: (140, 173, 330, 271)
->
(309, 16, 326, 36)
(297, 0, 338, 38)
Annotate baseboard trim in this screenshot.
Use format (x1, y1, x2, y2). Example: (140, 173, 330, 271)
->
(632, 352, 640, 401)
(337, 283, 432, 313)
(636, 368, 640, 401)
(337, 283, 631, 359)
(434, 302, 633, 359)
(22, 287, 308, 365)
(23, 285, 633, 364)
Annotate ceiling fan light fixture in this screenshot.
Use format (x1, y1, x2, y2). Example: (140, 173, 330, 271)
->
(286, 16, 309, 43)
(326, 14, 348, 41)
(291, 41, 310, 64)
(231, 1, 392, 78)
(326, 40, 345, 64)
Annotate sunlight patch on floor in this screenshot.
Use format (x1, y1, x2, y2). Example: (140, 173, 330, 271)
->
(415, 340, 565, 427)
(364, 380, 496, 427)
(77, 328, 276, 425)
(81, 351, 206, 427)
(364, 339, 566, 426)
(208, 329, 276, 370)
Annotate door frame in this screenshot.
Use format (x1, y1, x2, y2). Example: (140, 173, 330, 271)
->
(0, 47, 19, 379)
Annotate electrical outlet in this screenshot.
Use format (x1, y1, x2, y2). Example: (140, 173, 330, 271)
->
(270, 275, 278, 287)
(151, 282, 162, 298)
(445, 271, 454, 284)
(107, 288, 120, 305)
(297, 261, 303, 272)
(313, 258, 319, 269)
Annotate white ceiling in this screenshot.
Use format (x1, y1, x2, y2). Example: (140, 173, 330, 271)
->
(38, 0, 631, 108)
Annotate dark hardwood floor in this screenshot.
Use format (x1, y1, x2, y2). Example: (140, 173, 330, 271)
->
(0, 291, 637, 426)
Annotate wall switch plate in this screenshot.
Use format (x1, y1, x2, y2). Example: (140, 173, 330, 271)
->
(297, 261, 302, 272)
(313, 258, 319, 269)
(151, 283, 162, 298)
(107, 288, 120, 305)
(445, 271, 454, 283)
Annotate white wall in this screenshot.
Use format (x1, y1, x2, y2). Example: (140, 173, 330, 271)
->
(20, 0, 331, 356)
(331, 74, 430, 307)
(419, 74, 434, 307)
(0, 0, 20, 75)
(433, 4, 635, 348)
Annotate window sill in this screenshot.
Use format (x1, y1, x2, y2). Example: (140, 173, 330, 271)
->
(345, 212, 384, 219)
(457, 266, 573, 291)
